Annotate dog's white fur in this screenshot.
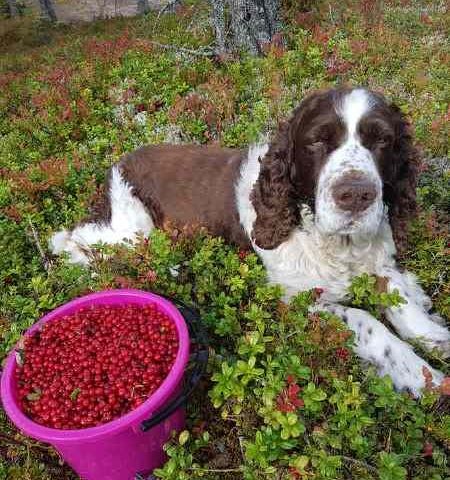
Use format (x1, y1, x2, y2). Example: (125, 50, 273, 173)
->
(50, 166, 154, 264)
(316, 90, 384, 236)
(50, 89, 449, 396)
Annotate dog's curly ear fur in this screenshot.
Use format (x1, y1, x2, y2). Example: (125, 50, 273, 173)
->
(250, 113, 301, 249)
(250, 91, 329, 249)
(384, 104, 419, 257)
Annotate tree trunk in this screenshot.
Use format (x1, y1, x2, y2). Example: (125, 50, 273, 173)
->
(210, 0, 283, 55)
(7, 0, 18, 16)
(160, 0, 182, 14)
(210, 0, 227, 56)
(39, 0, 57, 22)
(137, 0, 150, 14)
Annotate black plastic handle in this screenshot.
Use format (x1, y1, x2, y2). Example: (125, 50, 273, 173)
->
(140, 299, 209, 432)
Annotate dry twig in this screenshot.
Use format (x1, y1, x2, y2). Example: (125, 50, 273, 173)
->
(148, 40, 214, 58)
(26, 218, 52, 271)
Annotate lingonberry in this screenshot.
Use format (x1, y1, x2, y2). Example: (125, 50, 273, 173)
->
(335, 347, 350, 362)
(16, 303, 179, 430)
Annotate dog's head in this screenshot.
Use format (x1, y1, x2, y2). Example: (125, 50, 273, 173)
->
(251, 87, 418, 254)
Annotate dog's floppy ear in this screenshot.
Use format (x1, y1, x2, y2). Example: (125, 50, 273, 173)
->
(250, 115, 300, 249)
(250, 91, 327, 249)
(383, 104, 419, 256)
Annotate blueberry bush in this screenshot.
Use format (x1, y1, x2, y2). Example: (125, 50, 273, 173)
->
(0, 1, 449, 479)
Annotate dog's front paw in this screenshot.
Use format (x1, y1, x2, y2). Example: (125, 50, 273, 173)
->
(386, 305, 450, 358)
(415, 322, 450, 359)
(429, 312, 447, 326)
(379, 348, 444, 397)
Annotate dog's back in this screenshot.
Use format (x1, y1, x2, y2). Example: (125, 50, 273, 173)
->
(119, 144, 249, 246)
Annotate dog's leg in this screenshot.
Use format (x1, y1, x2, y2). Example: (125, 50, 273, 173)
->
(382, 268, 450, 357)
(49, 166, 154, 264)
(317, 304, 444, 396)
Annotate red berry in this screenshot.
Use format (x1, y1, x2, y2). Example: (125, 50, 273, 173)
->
(423, 442, 433, 457)
(335, 347, 350, 361)
(15, 303, 179, 430)
(238, 249, 249, 260)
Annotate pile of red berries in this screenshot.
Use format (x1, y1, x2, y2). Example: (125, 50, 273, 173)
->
(15, 303, 179, 429)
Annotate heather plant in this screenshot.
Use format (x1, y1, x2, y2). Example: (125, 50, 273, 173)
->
(0, 1, 449, 479)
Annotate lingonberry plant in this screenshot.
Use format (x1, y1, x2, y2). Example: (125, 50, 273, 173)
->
(347, 273, 406, 319)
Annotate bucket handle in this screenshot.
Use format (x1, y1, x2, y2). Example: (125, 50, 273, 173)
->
(140, 299, 209, 432)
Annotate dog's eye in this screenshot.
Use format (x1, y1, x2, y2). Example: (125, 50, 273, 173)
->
(367, 125, 393, 148)
(305, 141, 326, 153)
(316, 131, 331, 143)
(374, 134, 392, 148)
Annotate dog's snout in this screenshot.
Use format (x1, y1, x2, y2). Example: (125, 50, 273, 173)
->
(332, 174, 377, 213)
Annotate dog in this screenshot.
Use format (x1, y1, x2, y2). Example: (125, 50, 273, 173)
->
(50, 87, 450, 396)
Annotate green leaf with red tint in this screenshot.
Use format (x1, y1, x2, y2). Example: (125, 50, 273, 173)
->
(70, 388, 81, 401)
(26, 388, 42, 402)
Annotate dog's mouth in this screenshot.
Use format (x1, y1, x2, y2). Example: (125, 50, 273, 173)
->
(316, 202, 386, 237)
(301, 200, 384, 238)
(321, 218, 357, 236)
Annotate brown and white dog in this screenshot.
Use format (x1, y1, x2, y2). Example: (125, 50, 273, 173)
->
(51, 87, 449, 395)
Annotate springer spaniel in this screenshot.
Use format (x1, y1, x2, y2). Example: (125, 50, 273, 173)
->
(50, 87, 449, 396)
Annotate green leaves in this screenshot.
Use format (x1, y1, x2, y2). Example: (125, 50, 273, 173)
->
(70, 387, 81, 401)
(188, 236, 267, 335)
(311, 451, 342, 479)
(302, 382, 327, 413)
(243, 302, 273, 334)
(245, 426, 299, 468)
(277, 411, 306, 440)
(210, 361, 243, 408)
(210, 357, 263, 409)
(178, 430, 190, 446)
(235, 357, 264, 385)
(237, 330, 272, 357)
(348, 273, 406, 318)
(153, 431, 210, 480)
(368, 375, 400, 408)
(377, 453, 407, 480)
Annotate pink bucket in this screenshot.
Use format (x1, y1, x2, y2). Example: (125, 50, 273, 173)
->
(1, 289, 208, 480)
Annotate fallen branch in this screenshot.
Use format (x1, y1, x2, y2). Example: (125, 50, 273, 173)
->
(188, 467, 242, 473)
(148, 40, 215, 58)
(26, 218, 52, 272)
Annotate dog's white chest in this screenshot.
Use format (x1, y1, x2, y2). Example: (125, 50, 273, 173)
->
(257, 220, 396, 301)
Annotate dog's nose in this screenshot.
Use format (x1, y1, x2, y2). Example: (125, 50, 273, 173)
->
(332, 175, 377, 213)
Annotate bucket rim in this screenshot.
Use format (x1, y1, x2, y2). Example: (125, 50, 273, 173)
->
(1, 288, 190, 443)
